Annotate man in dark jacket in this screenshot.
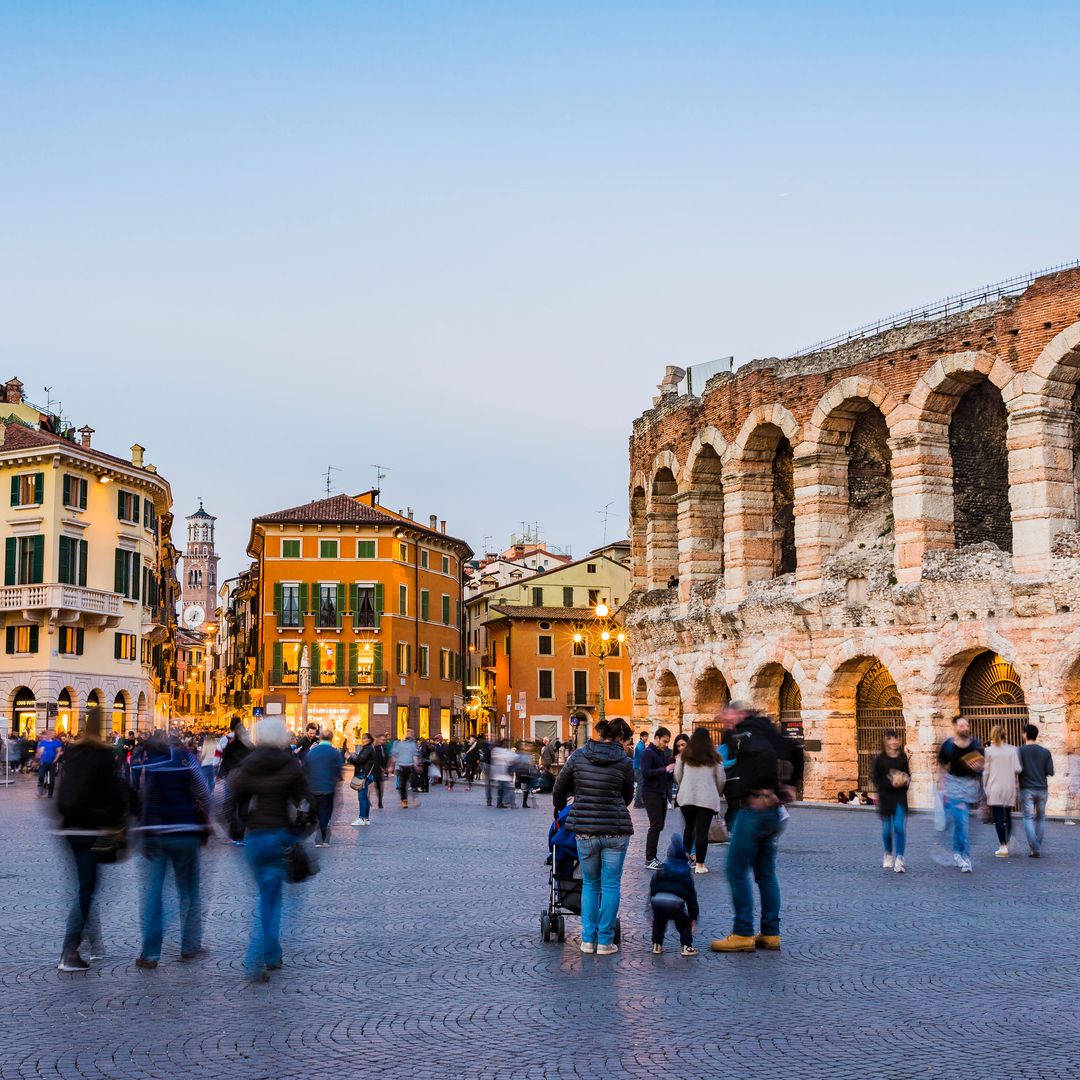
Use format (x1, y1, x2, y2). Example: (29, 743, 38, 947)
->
(133, 734, 212, 968)
(640, 727, 673, 869)
(304, 728, 343, 846)
(713, 705, 803, 954)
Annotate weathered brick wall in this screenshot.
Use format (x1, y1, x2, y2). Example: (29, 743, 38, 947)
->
(848, 408, 891, 518)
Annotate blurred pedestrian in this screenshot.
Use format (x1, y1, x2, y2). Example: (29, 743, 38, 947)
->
(36, 729, 63, 798)
(674, 727, 726, 874)
(872, 729, 910, 873)
(641, 727, 673, 870)
(491, 740, 516, 808)
(372, 734, 388, 808)
(983, 725, 1021, 858)
(1019, 723, 1053, 857)
(936, 716, 984, 874)
(304, 727, 343, 847)
(54, 712, 130, 971)
(650, 833, 699, 957)
(669, 733, 689, 808)
(632, 730, 648, 808)
(348, 733, 377, 826)
(390, 728, 420, 809)
(229, 717, 313, 981)
(197, 733, 218, 792)
(552, 717, 635, 955)
(134, 734, 211, 968)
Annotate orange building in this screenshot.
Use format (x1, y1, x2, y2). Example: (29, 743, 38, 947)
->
(247, 492, 471, 740)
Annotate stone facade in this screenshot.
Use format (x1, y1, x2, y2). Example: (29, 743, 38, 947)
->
(626, 267, 1080, 812)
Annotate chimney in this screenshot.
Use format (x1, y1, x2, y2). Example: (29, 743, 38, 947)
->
(131, 444, 145, 467)
(407, 507, 414, 520)
(78, 425, 95, 448)
(429, 514, 438, 531)
(4, 378, 23, 405)
(440, 519, 446, 534)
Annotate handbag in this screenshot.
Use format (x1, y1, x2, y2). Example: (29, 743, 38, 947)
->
(284, 841, 319, 884)
(91, 827, 130, 864)
(707, 815, 729, 845)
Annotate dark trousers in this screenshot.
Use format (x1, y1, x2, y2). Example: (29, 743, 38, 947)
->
(371, 772, 384, 808)
(724, 798, 738, 832)
(644, 794, 667, 861)
(992, 805, 1013, 845)
(681, 804, 714, 865)
(313, 793, 334, 841)
(38, 761, 57, 797)
(652, 908, 693, 946)
(63, 837, 101, 956)
(397, 768, 413, 804)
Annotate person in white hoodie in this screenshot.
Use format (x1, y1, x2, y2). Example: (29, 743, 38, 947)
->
(674, 727, 726, 874)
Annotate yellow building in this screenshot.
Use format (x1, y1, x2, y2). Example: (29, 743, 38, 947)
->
(247, 492, 472, 741)
(0, 379, 175, 735)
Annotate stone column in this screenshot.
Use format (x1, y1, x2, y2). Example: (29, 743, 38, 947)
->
(902, 694, 941, 812)
(793, 449, 849, 598)
(1007, 404, 1075, 575)
(645, 508, 678, 589)
(676, 487, 724, 603)
(800, 706, 857, 801)
(722, 466, 773, 603)
(890, 427, 953, 584)
(630, 511, 648, 593)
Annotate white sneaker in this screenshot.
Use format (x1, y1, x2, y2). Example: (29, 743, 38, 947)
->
(893, 857, 905, 873)
(596, 944, 619, 956)
(959, 857, 973, 873)
(952, 853, 964, 868)
(359, 819, 371, 826)
(579, 942, 595, 954)
(883, 854, 895, 869)
(693, 864, 708, 874)
(350, 819, 363, 827)
(994, 845, 1009, 858)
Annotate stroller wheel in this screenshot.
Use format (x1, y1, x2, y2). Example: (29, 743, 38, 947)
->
(613, 918, 622, 945)
(556, 915, 566, 942)
(541, 912, 552, 942)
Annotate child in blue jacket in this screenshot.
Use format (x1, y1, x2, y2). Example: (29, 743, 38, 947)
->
(649, 833, 699, 956)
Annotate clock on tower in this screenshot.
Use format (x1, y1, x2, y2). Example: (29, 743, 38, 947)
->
(180, 500, 220, 634)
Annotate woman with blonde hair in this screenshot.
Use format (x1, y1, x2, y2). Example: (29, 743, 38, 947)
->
(983, 724, 1021, 858)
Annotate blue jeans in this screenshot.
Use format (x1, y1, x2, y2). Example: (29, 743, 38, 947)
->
(944, 796, 971, 858)
(201, 765, 216, 792)
(243, 828, 292, 974)
(576, 835, 629, 946)
(357, 776, 372, 818)
(881, 804, 906, 857)
(139, 834, 203, 961)
(725, 806, 782, 937)
(1020, 789, 1048, 853)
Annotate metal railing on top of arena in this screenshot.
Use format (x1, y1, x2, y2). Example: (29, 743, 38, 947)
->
(788, 258, 1080, 359)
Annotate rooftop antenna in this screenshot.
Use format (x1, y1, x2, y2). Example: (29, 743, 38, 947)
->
(597, 501, 614, 547)
(371, 464, 390, 503)
(323, 466, 341, 498)
(482, 535, 493, 554)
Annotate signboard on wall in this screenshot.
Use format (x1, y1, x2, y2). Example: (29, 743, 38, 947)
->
(372, 703, 389, 715)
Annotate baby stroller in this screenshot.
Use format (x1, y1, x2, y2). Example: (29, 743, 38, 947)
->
(541, 806, 621, 944)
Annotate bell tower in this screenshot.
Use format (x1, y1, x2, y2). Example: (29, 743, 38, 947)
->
(180, 500, 220, 631)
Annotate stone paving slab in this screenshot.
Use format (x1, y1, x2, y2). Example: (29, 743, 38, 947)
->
(1, 776, 1077, 1079)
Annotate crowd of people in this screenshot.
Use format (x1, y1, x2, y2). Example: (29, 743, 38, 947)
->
(16, 695, 1062, 977)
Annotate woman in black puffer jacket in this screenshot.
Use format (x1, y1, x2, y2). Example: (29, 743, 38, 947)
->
(552, 717, 635, 955)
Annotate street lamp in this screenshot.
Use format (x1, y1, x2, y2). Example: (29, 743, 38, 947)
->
(571, 602, 627, 730)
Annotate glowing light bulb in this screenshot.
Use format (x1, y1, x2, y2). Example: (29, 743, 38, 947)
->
(595, 603, 609, 618)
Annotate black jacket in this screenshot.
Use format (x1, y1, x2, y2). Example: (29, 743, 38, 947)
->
(872, 751, 910, 816)
(349, 744, 376, 777)
(229, 747, 312, 832)
(723, 713, 804, 803)
(640, 743, 671, 799)
(56, 741, 129, 832)
(552, 740, 635, 836)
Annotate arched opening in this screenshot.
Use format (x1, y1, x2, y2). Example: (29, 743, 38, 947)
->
(681, 444, 724, 587)
(136, 691, 148, 733)
(11, 687, 37, 737)
(855, 660, 904, 792)
(654, 670, 683, 732)
(112, 692, 128, 735)
(630, 485, 647, 591)
(647, 468, 679, 589)
(949, 380, 1012, 551)
(84, 690, 103, 736)
(748, 663, 801, 723)
(847, 407, 893, 547)
(691, 667, 729, 742)
(772, 437, 796, 575)
(634, 677, 648, 705)
(57, 688, 75, 735)
(959, 651, 1027, 747)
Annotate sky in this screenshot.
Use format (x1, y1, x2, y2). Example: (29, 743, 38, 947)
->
(2, 1, 1078, 579)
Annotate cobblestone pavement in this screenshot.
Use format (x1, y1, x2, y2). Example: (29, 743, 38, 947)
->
(2, 775, 1079, 1080)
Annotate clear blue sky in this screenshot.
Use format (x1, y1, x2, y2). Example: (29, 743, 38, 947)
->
(2, 1, 1078, 577)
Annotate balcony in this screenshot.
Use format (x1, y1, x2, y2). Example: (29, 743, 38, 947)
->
(566, 692, 601, 709)
(0, 583, 123, 628)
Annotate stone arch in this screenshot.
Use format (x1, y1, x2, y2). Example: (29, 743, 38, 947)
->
(1025, 321, 1080, 409)
(646, 455, 680, 589)
(57, 687, 77, 735)
(927, 627, 1030, 703)
(136, 691, 148, 732)
(112, 690, 130, 735)
(9, 685, 37, 736)
(84, 689, 105, 736)
(629, 477, 647, 592)
(678, 427, 728, 592)
(745, 662, 802, 720)
(905, 351, 1022, 431)
(729, 404, 801, 456)
(652, 669, 683, 733)
(958, 650, 1029, 749)
(687, 666, 730, 729)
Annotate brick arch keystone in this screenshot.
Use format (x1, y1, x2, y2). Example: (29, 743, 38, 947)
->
(816, 636, 923, 703)
(732, 641, 816, 703)
(1025, 320, 1080, 407)
(726, 404, 800, 465)
(925, 625, 1033, 700)
(903, 350, 1022, 431)
(802, 376, 905, 452)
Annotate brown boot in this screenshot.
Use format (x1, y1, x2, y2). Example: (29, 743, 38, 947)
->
(710, 934, 756, 953)
(755, 934, 781, 951)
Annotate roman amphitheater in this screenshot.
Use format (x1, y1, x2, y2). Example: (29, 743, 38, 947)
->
(625, 264, 1080, 811)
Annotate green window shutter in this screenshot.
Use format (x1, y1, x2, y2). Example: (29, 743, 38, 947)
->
(78, 540, 87, 587)
(406, 643, 412, 674)
(114, 633, 122, 660)
(372, 643, 383, 685)
(4, 538, 15, 586)
(133, 494, 140, 521)
(76, 628, 84, 654)
(131, 553, 141, 601)
(80, 480, 87, 510)
(58, 537, 69, 584)
(117, 490, 124, 518)
(311, 646, 321, 686)
(5, 627, 14, 653)
(30, 535, 44, 584)
(421, 591, 429, 621)
(349, 583, 359, 627)
(114, 549, 124, 594)
(272, 642, 283, 684)
(28, 625, 38, 653)
(442, 595, 450, 624)
(10, 475, 19, 506)
(348, 643, 357, 685)
(33, 473, 43, 504)
(273, 582, 283, 622)
(374, 583, 384, 628)
(336, 583, 346, 628)
(335, 643, 345, 685)
(299, 582, 309, 614)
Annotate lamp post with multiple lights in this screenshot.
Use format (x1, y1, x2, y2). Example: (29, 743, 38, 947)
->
(571, 602, 626, 730)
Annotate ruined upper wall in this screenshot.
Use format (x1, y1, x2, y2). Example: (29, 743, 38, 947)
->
(630, 267, 1080, 474)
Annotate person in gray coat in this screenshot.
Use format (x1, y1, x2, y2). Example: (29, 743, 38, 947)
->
(674, 727, 726, 874)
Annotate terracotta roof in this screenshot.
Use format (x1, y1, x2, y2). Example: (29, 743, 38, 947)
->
(0, 422, 146, 472)
(488, 605, 599, 621)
